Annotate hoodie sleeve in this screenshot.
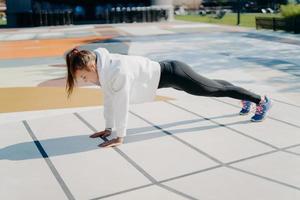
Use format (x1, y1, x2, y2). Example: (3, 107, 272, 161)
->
(103, 90, 115, 129)
(109, 70, 130, 138)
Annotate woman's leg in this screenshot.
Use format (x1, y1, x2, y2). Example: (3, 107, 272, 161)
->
(158, 60, 261, 104)
(213, 79, 234, 86)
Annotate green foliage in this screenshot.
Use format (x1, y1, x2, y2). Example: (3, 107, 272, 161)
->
(281, 4, 300, 18)
(175, 13, 281, 28)
(0, 18, 6, 25)
(288, 0, 298, 4)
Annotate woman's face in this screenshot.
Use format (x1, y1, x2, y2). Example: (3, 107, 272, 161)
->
(75, 65, 99, 84)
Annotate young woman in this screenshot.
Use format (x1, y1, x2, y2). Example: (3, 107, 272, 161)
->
(66, 47, 272, 148)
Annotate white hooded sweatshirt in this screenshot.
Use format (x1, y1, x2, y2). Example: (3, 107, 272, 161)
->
(93, 48, 161, 137)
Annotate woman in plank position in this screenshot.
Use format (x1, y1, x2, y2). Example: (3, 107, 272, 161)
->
(66, 48, 272, 148)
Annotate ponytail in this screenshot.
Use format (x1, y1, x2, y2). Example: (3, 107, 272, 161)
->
(66, 48, 80, 98)
(65, 48, 97, 98)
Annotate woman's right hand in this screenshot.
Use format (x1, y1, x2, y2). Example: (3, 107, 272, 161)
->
(89, 129, 112, 138)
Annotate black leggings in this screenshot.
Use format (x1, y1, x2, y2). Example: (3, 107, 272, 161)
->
(158, 60, 261, 104)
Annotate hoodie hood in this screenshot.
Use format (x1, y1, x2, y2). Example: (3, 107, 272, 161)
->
(93, 48, 111, 87)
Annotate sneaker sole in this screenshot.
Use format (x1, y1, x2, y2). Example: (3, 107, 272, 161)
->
(239, 112, 250, 116)
(251, 118, 265, 122)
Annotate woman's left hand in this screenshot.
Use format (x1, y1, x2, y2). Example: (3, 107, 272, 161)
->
(98, 137, 124, 148)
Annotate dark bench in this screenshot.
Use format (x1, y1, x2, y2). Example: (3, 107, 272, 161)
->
(256, 16, 300, 33)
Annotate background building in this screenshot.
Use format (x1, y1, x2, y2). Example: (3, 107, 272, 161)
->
(173, 0, 202, 10)
(4, 0, 174, 27)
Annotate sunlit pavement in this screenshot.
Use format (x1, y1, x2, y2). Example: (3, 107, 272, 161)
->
(1, 21, 300, 200)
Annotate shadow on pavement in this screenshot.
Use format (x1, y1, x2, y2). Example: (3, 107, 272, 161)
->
(0, 113, 250, 161)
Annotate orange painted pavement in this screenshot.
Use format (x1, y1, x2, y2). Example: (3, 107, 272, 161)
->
(0, 87, 174, 113)
(0, 36, 112, 59)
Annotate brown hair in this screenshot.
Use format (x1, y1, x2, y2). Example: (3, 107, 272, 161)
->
(65, 48, 96, 98)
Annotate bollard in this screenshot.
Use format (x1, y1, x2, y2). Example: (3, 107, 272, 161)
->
(136, 7, 142, 22)
(59, 10, 65, 25)
(121, 7, 126, 23)
(47, 11, 54, 26)
(110, 7, 115, 23)
(126, 7, 131, 23)
(27, 11, 34, 27)
(141, 7, 147, 22)
(65, 10, 72, 25)
(146, 7, 151, 22)
(116, 7, 121, 23)
(41, 10, 48, 26)
(105, 8, 110, 24)
(33, 11, 43, 26)
(131, 7, 137, 23)
(53, 10, 60, 25)
(70, 10, 74, 24)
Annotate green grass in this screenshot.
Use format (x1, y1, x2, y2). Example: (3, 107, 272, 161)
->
(175, 13, 282, 28)
(0, 18, 7, 25)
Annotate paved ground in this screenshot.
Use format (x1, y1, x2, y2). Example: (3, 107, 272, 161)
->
(0, 21, 300, 200)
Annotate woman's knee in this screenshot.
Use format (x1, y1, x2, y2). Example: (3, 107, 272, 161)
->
(170, 60, 190, 69)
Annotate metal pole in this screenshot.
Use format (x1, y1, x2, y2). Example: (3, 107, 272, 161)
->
(237, 0, 241, 26)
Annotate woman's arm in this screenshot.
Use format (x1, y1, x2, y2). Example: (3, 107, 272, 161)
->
(103, 89, 115, 131)
(99, 70, 130, 147)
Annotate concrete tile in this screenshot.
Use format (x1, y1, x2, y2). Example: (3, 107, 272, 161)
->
(48, 149, 151, 199)
(78, 107, 158, 140)
(264, 100, 300, 126)
(36, 32, 65, 39)
(0, 106, 100, 126)
(232, 152, 300, 188)
(116, 26, 174, 36)
(80, 104, 218, 181)
(27, 114, 151, 199)
(164, 167, 300, 200)
(130, 100, 272, 163)
(172, 97, 300, 148)
(27, 113, 95, 140)
(119, 130, 218, 181)
(5, 33, 36, 41)
(163, 117, 273, 163)
(76, 108, 104, 131)
(287, 146, 300, 154)
(130, 101, 200, 126)
(217, 97, 300, 127)
(101, 185, 188, 200)
(65, 31, 96, 37)
(0, 34, 9, 40)
(110, 102, 218, 180)
(0, 122, 67, 200)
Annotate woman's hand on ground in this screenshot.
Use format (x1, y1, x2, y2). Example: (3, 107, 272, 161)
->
(89, 129, 111, 138)
(98, 137, 124, 148)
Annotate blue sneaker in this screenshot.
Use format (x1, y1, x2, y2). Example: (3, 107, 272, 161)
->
(251, 96, 272, 122)
(239, 100, 252, 115)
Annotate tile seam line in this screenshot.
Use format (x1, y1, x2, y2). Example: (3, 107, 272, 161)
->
(89, 183, 154, 200)
(164, 100, 300, 191)
(128, 109, 300, 193)
(73, 113, 157, 183)
(74, 112, 198, 200)
(164, 100, 279, 150)
(166, 99, 300, 158)
(129, 110, 223, 165)
(74, 108, 300, 199)
(88, 143, 300, 199)
(22, 120, 75, 200)
(211, 97, 300, 129)
(272, 98, 300, 109)
(91, 165, 223, 200)
(228, 165, 300, 191)
(91, 146, 300, 200)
